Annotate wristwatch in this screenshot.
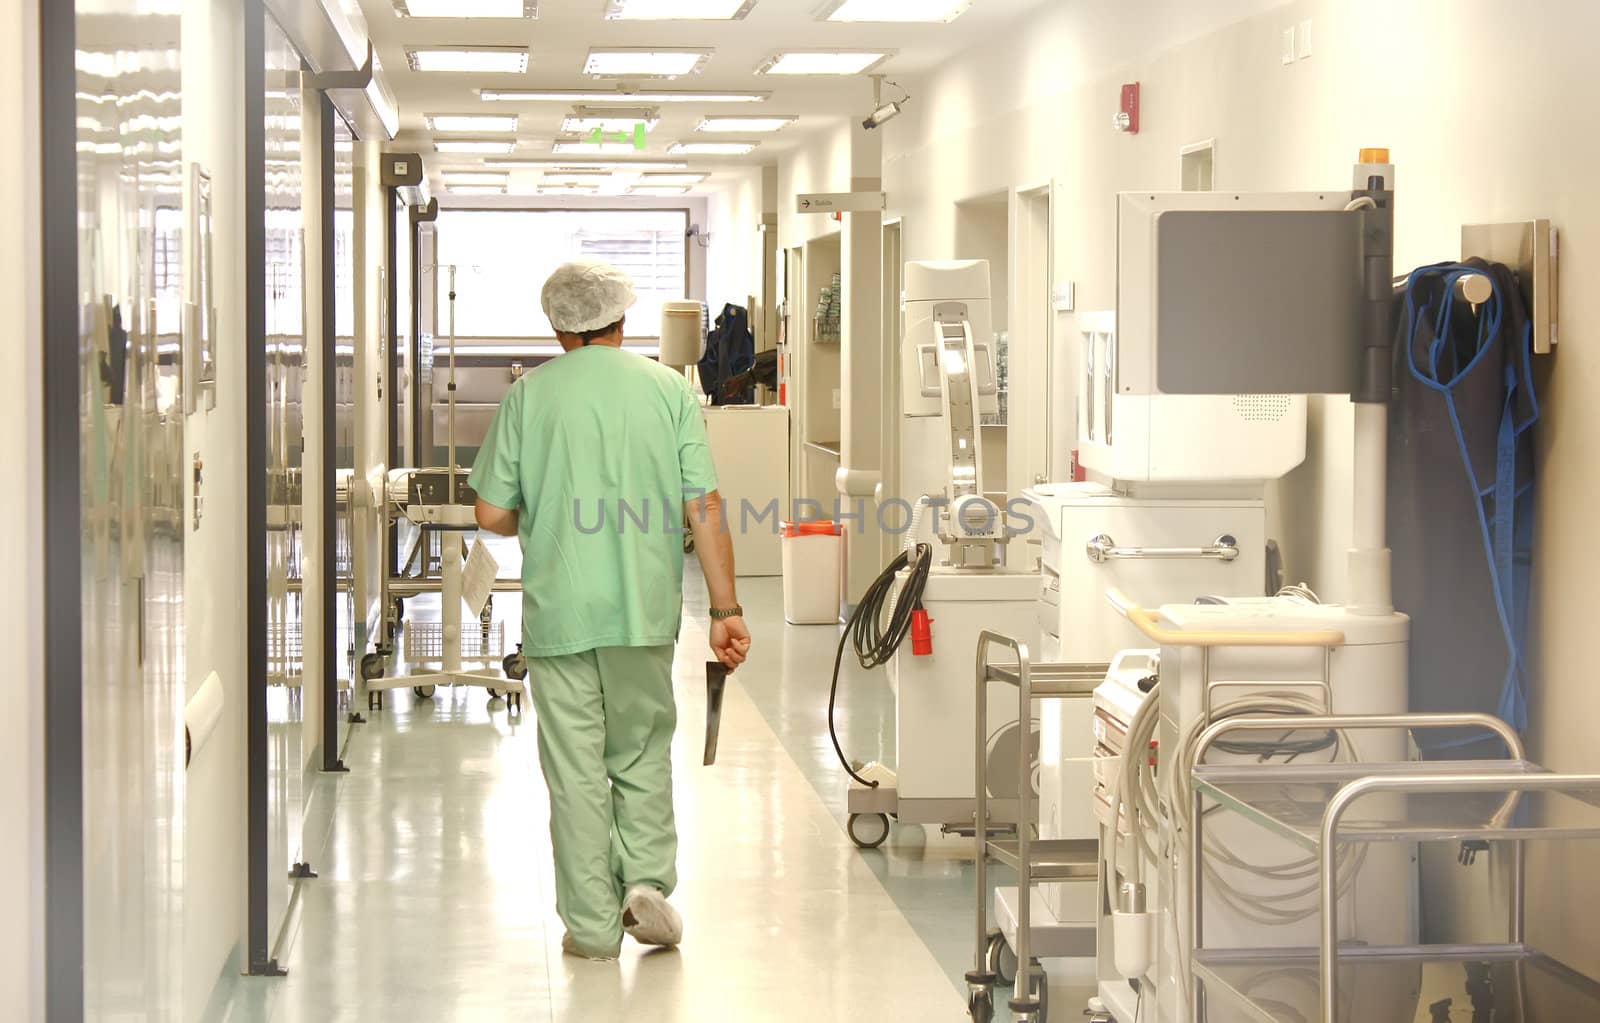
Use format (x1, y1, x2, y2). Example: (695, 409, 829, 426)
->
(709, 605, 744, 620)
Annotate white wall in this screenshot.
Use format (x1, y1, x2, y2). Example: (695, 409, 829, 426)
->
(182, 0, 250, 1012)
(0, 0, 45, 1018)
(705, 167, 765, 314)
(862, 0, 1600, 969)
(777, 120, 857, 251)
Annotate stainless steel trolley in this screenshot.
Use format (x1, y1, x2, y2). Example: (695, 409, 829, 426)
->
(967, 631, 1106, 1023)
(1188, 711, 1600, 1022)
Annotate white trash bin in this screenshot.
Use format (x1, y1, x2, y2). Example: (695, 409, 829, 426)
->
(781, 521, 843, 625)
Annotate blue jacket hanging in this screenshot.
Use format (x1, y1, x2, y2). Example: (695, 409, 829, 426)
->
(1390, 259, 1539, 742)
(698, 303, 755, 406)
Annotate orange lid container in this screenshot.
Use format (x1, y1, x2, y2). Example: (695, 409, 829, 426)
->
(781, 520, 843, 538)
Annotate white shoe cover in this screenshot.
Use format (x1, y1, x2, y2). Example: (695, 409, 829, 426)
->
(622, 885, 683, 947)
(562, 932, 618, 962)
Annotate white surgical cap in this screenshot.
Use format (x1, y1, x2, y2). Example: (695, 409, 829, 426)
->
(541, 260, 638, 334)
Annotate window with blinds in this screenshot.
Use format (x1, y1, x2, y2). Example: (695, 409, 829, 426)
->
(434, 209, 691, 343)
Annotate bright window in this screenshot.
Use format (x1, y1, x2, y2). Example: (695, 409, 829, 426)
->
(434, 209, 689, 341)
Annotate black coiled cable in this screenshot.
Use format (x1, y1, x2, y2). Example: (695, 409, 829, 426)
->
(827, 543, 934, 788)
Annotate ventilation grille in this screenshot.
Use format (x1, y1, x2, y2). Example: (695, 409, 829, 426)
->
(1232, 394, 1293, 422)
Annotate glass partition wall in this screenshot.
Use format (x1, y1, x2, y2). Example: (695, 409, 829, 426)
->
(72, 3, 186, 1016)
(331, 113, 358, 765)
(259, 8, 312, 958)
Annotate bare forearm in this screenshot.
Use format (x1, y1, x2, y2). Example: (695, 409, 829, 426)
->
(687, 492, 738, 608)
(474, 499, 518, 536)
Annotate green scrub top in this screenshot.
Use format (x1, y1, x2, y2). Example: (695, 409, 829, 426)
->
(468, 345, 719, 658)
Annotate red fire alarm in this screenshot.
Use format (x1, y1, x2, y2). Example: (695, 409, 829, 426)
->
(1115, 82, 1140, 135)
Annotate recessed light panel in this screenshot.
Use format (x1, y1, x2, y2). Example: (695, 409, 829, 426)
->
(637, 173, 708, 185)
(553, 140, 646, 155)
(539, 186, 600, 196)
(629, 186, 690, 196)
(585, 49, 711, 79)
(447, 185, 509, 196)
(440, 172, 509, 185)
(484, 159, 690, 171)
(480, 88, 766, 104)
(406, 47, 529, 73)
(757, 51, 888, 75)
(696, 115, 796, 133)
(425, 114, 518, 133)
(434, 139, 519, 154)
(819, 0, 970, 22)
(668, 141, 756, 155)
(561, 107, 660, 133)
(604, 0, 754, 19)
(394, 0, 536, 17)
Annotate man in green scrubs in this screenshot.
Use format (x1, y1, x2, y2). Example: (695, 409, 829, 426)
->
(470, 261, 752, 961)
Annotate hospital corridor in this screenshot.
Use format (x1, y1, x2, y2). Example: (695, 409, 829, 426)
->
(6, 1, 1600, 1022)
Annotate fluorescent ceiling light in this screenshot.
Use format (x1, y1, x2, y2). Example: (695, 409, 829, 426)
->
(440, 172, 509, 185)
(434, 139, 518, 154)
(447, 185, 508, 196)
(637, 173, 708, 185)
(485, 159, 689, 171)
(394, 0, 536, 16)
(480, 88, 766, 104)
(585, 49, 711, 79)
(669, 141, 756, 155)
(425, 113, 518, 133)
(758, 51, 889, 75)
(539, 186, 599, 196)
(561, 107, 660, 133)
(630, 187, 690, 196)
(553, 140, 646, 155)
(406, 47, 529, 74)
(604, 0, 754, 19)
(696, 115, 795, 133)
(819, 0, 970, 22)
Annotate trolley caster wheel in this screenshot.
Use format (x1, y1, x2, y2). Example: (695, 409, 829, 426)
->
(486, 688, 500, 700)
(966, 987, 994, 1023)
(412, 685, 436, 699)
(1008, 964, 1048, 1023)
(984, 930, 1017, 987)
(359, 652, 385, 682)
(847, 812, 891, 850)
(502, 650, 527, 681)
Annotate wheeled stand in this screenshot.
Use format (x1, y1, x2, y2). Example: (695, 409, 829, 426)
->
(966, 632, 1104, 1023)
(363, 524, 528, 713)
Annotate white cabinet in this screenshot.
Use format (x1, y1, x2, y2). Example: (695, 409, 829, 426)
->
(703, 405, 790, 577)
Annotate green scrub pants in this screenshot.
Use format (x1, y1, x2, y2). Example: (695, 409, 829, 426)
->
(528, 644, 678, 957)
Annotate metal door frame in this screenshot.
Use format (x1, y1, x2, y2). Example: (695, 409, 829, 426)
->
(40, 0, 85, 1016)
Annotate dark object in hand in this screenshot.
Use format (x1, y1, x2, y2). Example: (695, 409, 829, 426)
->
(703, 661, 729, 766)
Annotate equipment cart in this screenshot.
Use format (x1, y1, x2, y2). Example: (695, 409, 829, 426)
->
(1188, 711, 1600, 1022)
(967, 631, 1105, 1023)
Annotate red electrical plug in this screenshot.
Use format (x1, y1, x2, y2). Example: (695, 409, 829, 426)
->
(911, 608, 934, 656)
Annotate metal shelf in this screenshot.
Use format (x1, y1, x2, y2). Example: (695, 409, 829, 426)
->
(983, 660, 1106, 699)
(983, 838, 1098, 881)
(1193, 945, 1600, 1023)
(1191, 758, 1600, 851)
(1187, 713, 1600, 1023)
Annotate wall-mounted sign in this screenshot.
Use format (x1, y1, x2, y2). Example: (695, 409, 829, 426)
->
(796, 192, 886, 215)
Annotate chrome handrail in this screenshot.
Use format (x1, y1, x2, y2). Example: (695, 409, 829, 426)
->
(1086, 533, 1240, 563)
